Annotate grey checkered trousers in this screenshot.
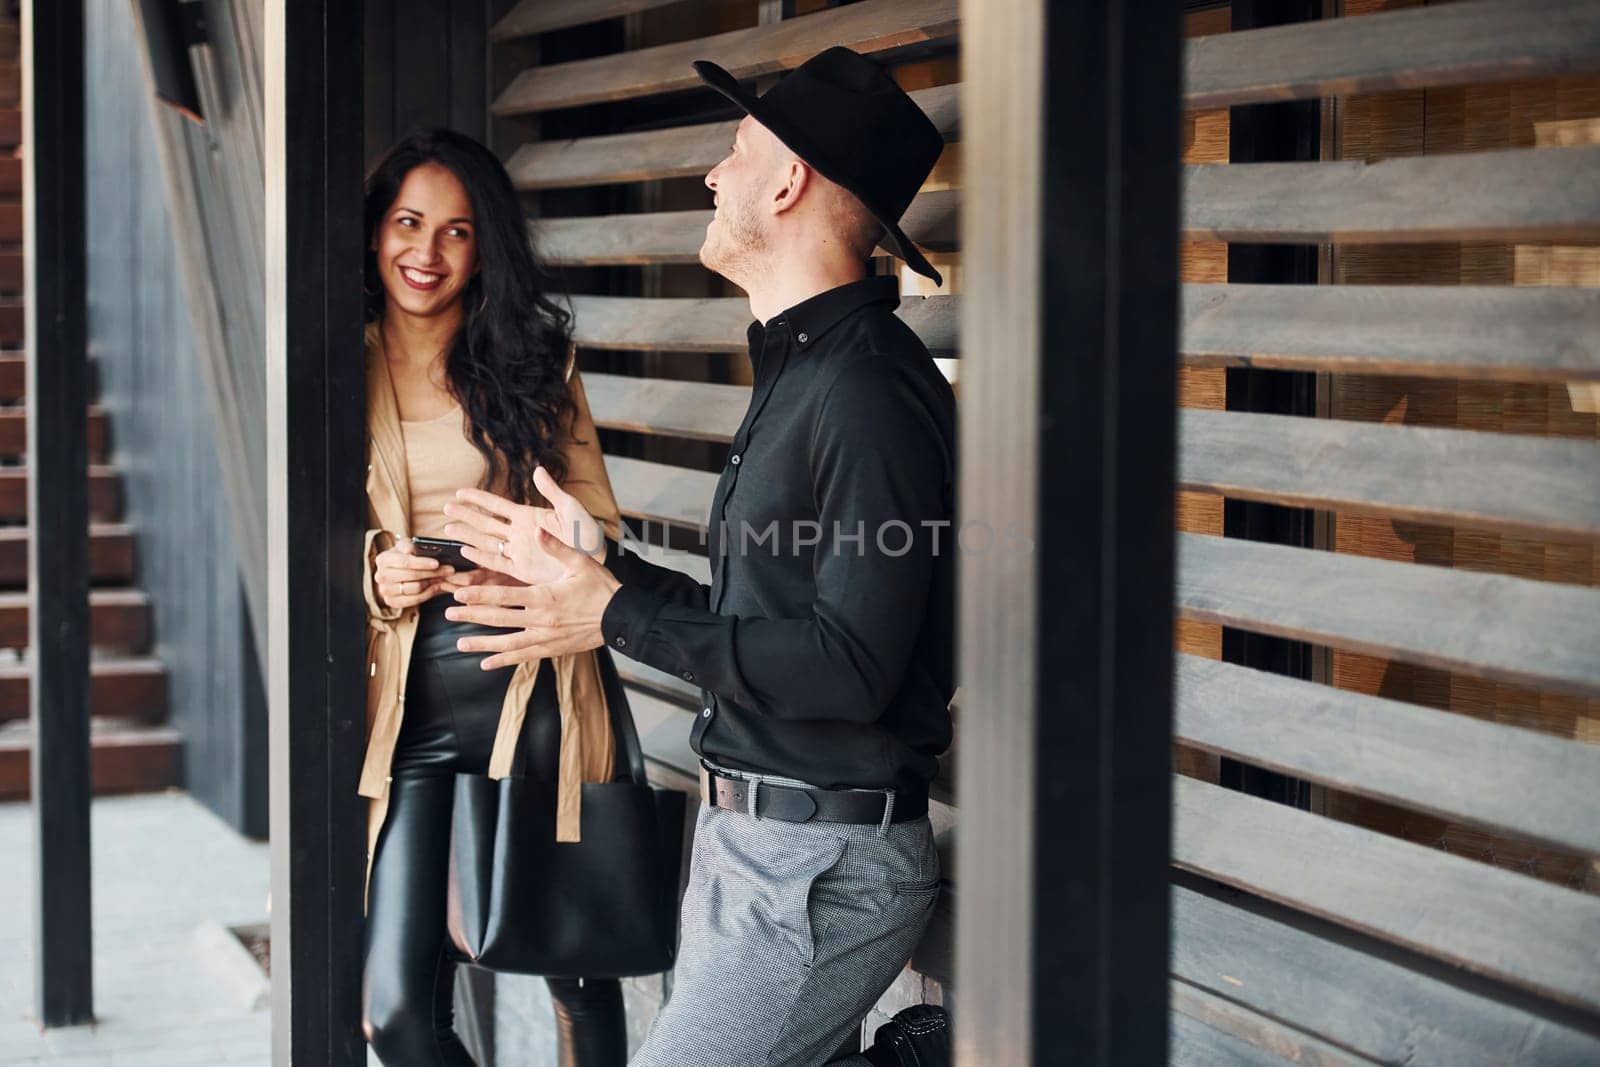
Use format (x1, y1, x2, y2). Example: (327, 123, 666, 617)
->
(630, 774, 941, 1066)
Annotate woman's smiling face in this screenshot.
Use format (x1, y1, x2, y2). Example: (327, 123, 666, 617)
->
(374, 162, 477, 320)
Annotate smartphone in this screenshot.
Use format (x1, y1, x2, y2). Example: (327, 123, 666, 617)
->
(410, 536, 478, 572)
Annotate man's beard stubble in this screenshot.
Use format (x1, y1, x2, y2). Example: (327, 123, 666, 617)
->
(701, 187, 768, 286)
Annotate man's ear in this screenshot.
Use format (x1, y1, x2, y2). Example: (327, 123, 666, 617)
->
(770, 160, 811, 217)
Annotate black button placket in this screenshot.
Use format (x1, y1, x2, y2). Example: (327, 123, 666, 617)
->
(695, 321, 793, 748)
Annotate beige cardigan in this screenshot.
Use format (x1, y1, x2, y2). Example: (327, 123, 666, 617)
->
(361, 323, 624, 889)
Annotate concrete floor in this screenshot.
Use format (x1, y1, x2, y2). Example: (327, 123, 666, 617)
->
(0, 791, 271, 1065)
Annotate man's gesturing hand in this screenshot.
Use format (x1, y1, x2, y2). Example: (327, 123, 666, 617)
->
(442, 466, 607, 586)
(445, 527, 621, 670)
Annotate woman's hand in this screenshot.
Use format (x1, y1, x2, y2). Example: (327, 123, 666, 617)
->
(373, 537, 454, 610)
(437, 566, 521, 597)
(442, 467, 607, 586)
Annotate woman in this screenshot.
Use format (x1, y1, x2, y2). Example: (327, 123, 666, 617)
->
(360, 129, 628, 1066)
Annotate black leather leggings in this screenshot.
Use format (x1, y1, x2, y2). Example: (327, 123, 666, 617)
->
(364, 597, 628, 1066)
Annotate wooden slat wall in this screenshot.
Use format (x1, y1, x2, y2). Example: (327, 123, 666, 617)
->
(498, 0, 1600, 1058)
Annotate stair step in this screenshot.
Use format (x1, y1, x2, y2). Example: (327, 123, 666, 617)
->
(0, 657, 167, 725)
(0, 407, 111, 461)
(0, 466, 122, 521)
(0, 109, 16, 150)
(0, 352, 102, 402)
(0, 589, 151, 652)
(0, 721, 182, 800)
(0, 523, 135, 586)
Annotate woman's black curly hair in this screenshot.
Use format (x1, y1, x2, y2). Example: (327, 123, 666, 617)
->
(364, 128, 574, 496)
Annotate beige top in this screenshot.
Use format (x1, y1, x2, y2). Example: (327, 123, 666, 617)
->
(400, 404, 487, 538)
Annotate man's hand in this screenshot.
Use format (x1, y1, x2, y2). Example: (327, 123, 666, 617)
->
(442, 467, 607, 586)
(445, 527, 622, 670)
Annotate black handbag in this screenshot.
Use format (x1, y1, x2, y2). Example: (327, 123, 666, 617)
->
(445, 648, 687, 978)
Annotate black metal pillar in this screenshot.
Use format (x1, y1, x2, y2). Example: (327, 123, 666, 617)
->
(265, 0, 367, 1062)
(1221, 0, 1322, 806)
(955, 0, 1179, 1062)
(24, 0, 94, 1028)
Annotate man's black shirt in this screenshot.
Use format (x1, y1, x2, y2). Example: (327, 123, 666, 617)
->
(599, 275, 956, 793)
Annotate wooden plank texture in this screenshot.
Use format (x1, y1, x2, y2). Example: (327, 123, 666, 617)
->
(588, 376, 1600, 539)
(538, 188, 959, 265)
(1180, 409, 1600, 540)
(0, 466, 122, 522)
(1173, 775, 1600, 1014)
(0, 408, 109, 459)
(1177, 533, 1600, 700)
(1169, 981, 1377, 1067)
(1186, 146, 1600, 244)
(0, 658, 167, 725)
(508, 83, 960, 189)
(489, 0, 683, 41)
(603, 454, 719, 533)
(1186, 0, 1600, 111)
(0, 590, 150, 652)
(570, 293, 958, 355)
(0, 524, 135, 585)
(0, 109, 18, 149)
(492, 0, 959, 115)
(1182, 283, 1600, 382)
(1176, 654, 1600, 856)
(1172, 884, 1600, 1066)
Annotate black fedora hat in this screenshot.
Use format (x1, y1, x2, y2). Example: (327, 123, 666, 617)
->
(693, 47, 945, 286)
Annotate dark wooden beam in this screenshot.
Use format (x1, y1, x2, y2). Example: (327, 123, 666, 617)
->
(955, 1, 1179, 1062)
(266, 0, 367, 1062)
(24, 0, 94, 1028)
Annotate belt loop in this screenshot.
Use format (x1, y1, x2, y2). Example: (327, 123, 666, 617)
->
(877, 789, 896, 837)
(748, 777, 761, 819)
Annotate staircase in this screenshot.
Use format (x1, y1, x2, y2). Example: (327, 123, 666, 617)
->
(0, 12, 178, 801)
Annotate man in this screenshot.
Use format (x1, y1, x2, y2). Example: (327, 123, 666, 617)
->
(442, 48, 956, 1067)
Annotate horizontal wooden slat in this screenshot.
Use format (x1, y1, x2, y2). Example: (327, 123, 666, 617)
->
(0, 252, 20, 293)
(539, 188, 958, 266)
(509, 83, 960, 190)
(0, 657, 167, 725)
(1187, 145, 1600, 244)
(0, 109, 18, 149)
(0, 723, 182, 801)
(0, 589, 151, 651)
(0, 353, 100, 401)
(589, 375, 1600, 539)
(0, 407, 110, 459)
(1168, 984, 1373, 1067)
(1174, 775, 1600, 1014)
(0, 466, 121, 522)
(1172, 883, 1600, 1065)
(575, 285, 1600, 382)
(492, 0, 958, 116)
(0, 299, 19, 343)
(1182, 283, 1600, 383)
(0, 158, 18, 197)
(585, 372, 746, 443)
(608, 458, 1600, 697)
(0, 523, 135, 585)
(570, 293, 957, 356)
(1176, 654, 1600, 856)
(1178, 533, 1600, 700)
(1186, 0, 1600, 111)
(489, 0, 683, 41)
(604, 454, 719, 533)
(1181, 409, 1600, 540)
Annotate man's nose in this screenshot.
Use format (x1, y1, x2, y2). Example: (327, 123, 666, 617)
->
(704, 166, 719, 192)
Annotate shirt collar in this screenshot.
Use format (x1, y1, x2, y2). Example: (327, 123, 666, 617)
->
(752, 275, 901, 352)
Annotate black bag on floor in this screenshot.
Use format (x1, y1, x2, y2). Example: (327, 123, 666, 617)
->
(446, 648, 686, 978)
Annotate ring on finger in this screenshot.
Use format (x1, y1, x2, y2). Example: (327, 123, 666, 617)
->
(497, 538, 508, 557)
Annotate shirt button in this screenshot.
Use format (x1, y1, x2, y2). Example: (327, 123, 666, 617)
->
(797, 332, 809, 343)
(681, 670, 695, 682)
(701, 707, 712, 718)
(730, 454, 742, 466)
(614, 635, 627, 649)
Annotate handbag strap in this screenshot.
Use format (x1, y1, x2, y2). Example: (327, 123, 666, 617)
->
(593, 647, 650, 786)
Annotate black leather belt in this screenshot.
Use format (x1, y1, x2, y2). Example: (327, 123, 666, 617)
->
(700, 765, 927, 825)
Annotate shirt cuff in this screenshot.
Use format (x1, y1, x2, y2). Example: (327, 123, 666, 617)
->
(600, 580, 667, 660)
